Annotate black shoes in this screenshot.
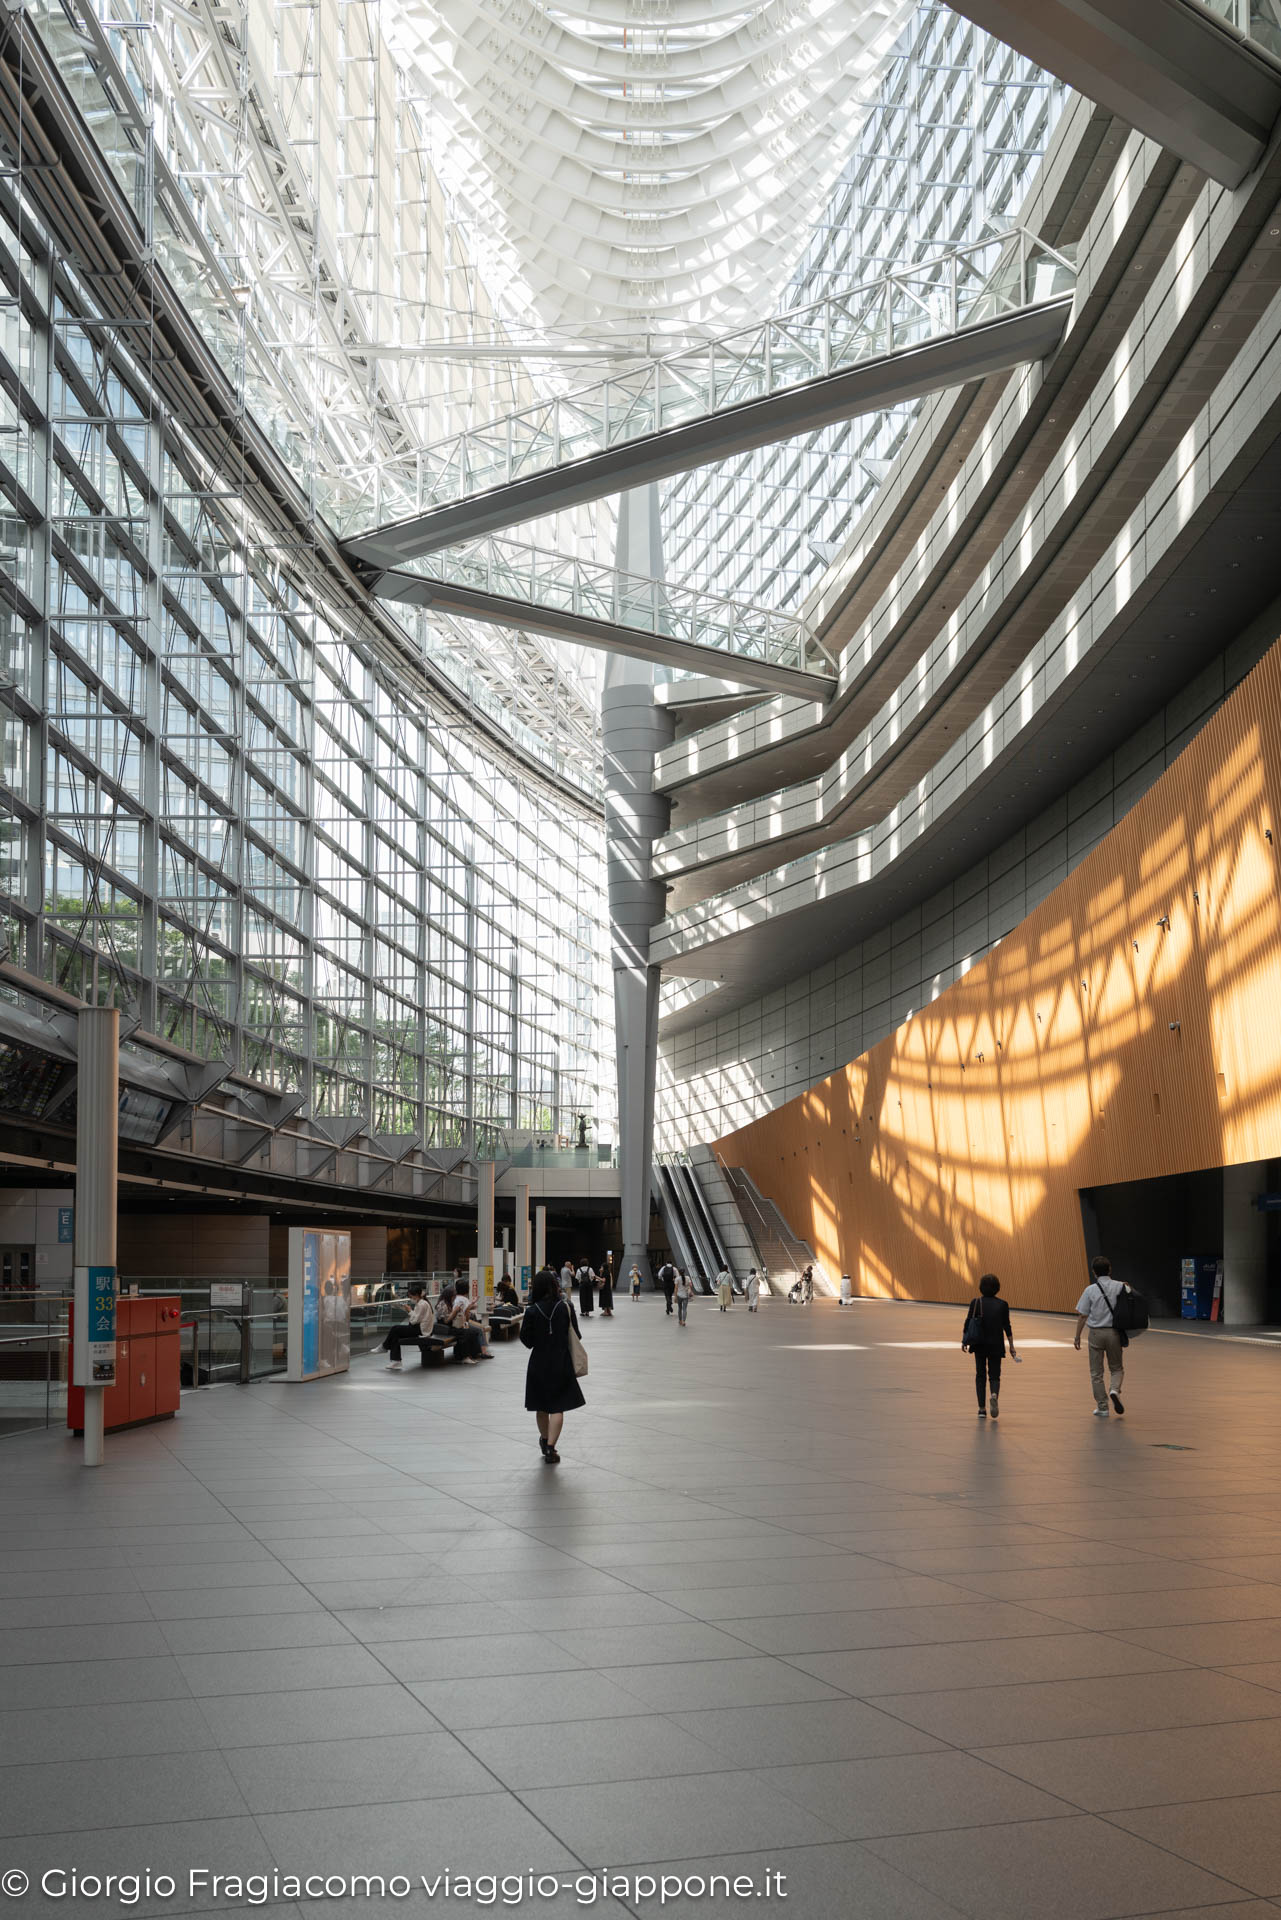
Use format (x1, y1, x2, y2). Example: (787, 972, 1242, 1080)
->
(1110, 1389, 1125, 1415)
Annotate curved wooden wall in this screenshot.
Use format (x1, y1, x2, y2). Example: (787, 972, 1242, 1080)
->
(713, 636, 1281, 1312)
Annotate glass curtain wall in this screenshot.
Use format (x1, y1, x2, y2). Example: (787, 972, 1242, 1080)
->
(660, 3, 1070, 611)
(0, 9, 612, 1160)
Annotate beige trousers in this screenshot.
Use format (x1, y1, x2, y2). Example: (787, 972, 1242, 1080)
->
(1088, 1327, 1125, 1408)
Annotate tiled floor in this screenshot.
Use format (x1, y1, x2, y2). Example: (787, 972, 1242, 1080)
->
(3, 1294, 1281, 1920)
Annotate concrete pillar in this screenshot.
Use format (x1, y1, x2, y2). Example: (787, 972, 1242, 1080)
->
(534, 1204, 546, 1272)
(1223, 1160, 1268, 1325)
(604, 485, 675, 1283)
(515, 1179, 531, 1280)
(476, 1161, 495, 1268)
(73, 1005, 118, 1468)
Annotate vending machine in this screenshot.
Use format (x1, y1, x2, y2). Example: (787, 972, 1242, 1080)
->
(1180, 1255, 1219, 1319)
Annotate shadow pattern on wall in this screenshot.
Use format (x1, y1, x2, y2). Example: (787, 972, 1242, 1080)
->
(714, 633, 1281, 1312)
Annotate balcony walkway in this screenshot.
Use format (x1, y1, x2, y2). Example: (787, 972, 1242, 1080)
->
(339, 232, 1074, 569)
(373, 543, 835, 700)
(3, 1295, 1281, 1919)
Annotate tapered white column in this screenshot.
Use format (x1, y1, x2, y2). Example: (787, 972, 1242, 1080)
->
(534, 1205, 546, 1272)
(604, 486, 675, 1282)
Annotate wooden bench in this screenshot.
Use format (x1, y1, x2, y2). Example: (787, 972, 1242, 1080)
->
(418, 1332, 457, 1367)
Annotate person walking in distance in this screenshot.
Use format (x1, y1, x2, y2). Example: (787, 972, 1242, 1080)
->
(744, 1267, 759, 1313)
(576, 1258, 596, 1318)
(630, 1263, 642, 1301)
(962, 1273, 1016, 1418)
(519, 1268, 584, 1464)
(674, 1268, 693, 1327)
(1075, 1255, 1131, 1416)
(659, 1259, 677, 1315)
(598, 1256, 614, 1318)
(716, 1268, 733, 1312)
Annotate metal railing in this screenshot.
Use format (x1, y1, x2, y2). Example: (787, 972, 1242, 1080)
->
(398, 538, 828, 678)
(333, 228, 1076, 537)
(504, 1142, 619, 1168)
(0, 1325, 67, 1438)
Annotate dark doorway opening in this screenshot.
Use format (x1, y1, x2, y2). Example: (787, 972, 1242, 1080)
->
(1080, 1163, 1281, 1322)
(1079, 1169, 1223, 1319)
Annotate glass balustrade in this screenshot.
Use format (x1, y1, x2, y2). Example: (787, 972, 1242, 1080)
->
(399, 539, 825, 676)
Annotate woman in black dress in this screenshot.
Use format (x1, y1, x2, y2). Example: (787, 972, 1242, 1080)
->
(520, 1268, 585, 1463)
(597, 1257, 614, 1318)
(962, 1272, 1017, 1419)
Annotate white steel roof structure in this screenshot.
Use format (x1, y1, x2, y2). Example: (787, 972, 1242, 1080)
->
(382, 0, 919, 335)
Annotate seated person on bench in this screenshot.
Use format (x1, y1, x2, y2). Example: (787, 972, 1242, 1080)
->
(379, 1282, 434, 1371)
(447, 1283, 492, 1362)
(490, 1278, 521, 1322)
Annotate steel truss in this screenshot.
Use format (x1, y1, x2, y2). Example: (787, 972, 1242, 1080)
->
(339, 228, 1076, 563)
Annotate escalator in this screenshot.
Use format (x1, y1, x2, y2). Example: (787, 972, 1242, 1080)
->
(673, 1159, 731, 1281)
(651, 1161, 715, 1289)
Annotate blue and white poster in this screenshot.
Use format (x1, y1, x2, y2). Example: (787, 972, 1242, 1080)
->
(286, 1228, 351, 1381)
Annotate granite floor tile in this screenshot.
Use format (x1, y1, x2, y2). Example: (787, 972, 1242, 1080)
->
(788, 1631, 1183, 1696)
(222, 1731, 494, 1812)
(1028, 1585, 1281, 1631)
(755, 1749, 1075, 1838)
(0, 1653, 192, 1710)
(1110, 1794, 1281, 1896)
(601, 1654, 842, 1713)
(864, 1813, 1249, 1918)
(543, 1621, 755, 1666)
(155, 1613, 358, 1656)
(174, 1644, 390, 1696)
(365, 1631, 579, 1682)
(520, 1769, 842, 1866)
(666, 1698, 945, 1767)
(866, 1670, 1281, 1746)
(0, 1750, 247, 1837)
(0, 1698, 216, 1765)
(406, 1669, 654, 1729)
(196, 1685, 440, 1748)
(715, 1600, 1070, 1655)
(458, 1712, 725, 1788)
(0, 1620, 170, 1664)
(980, 1716, 1281, 1810)
(254, 1792, 579, 1873)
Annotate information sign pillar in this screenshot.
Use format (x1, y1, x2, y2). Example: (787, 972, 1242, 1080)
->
(515, 1180, 531, 1287)
(73, 1005, 119, 1468)
(477, 1161, 495, 1272)
(534, 1205, 546, 1275)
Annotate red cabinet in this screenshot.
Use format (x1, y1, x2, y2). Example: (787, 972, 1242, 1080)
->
(68, 1295, 182, 1435)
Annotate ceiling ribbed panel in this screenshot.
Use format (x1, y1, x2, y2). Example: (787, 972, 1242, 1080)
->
(385, 0, 917, 333)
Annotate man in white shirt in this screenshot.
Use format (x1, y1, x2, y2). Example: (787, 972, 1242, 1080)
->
(1074, 1255, 1129, 1416)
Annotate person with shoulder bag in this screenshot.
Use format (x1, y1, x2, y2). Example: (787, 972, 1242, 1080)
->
(519, 1268, 586, 1463)
(674, 1269, 693, 1326)
(1074, 1255, 1145, 1416)
(962, 1273, 1017, 1419)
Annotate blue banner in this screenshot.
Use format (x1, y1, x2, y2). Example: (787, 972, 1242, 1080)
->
(302, 1233, 319, 1375)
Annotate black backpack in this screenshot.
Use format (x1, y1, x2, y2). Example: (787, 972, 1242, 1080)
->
(1097, 1276, 1149, 1342)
